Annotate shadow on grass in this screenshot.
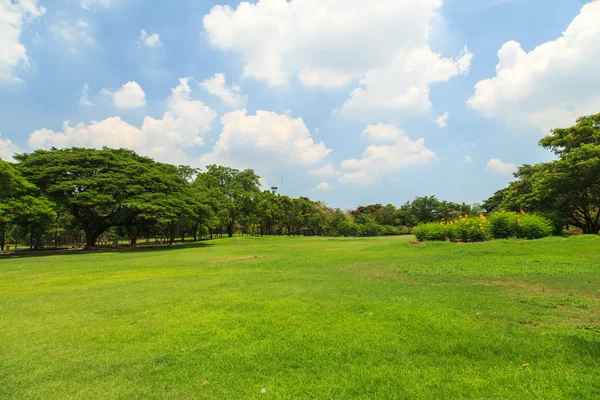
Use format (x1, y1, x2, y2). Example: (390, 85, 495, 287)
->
(0, 240, 216, 259)
(568, 332, 600, 358)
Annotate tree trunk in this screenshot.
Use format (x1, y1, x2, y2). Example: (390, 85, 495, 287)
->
(0, 229, 5, 251)
(168, 223, 176, 245)
(228, 220, 234, 238)
(83, 227, 101, 250)
(193, 222, 199, 242)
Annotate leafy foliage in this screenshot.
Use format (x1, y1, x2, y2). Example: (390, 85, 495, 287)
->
(487, 112, 600, 234)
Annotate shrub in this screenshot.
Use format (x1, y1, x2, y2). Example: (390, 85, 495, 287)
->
(339, 221, 360, 237)
(413, 222, 448, 242)
(513, 214, 553, 239)
(413, 212, 552, 242)
(489, 212, 515, 239)
(361, 221, 384, 237)
(382, 225, 410, 235)
(489, 211, 553, 239)
(447, 215, 492, 242)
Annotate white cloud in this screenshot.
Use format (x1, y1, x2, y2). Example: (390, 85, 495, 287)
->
(313, 182, 332, 192)
(50, 19, 95, 54)
(362, 123, 404, 143)
(0, 135, 20, 161)
(340, 126, 436, 184)
(199, 110, 330, 171)
(204, 0, 443, 88)
(309, 163, 340, 178)
(485, 158, 515, 174)
(81, 0, 111, 10)
(468, 0, 600, 133)
(433, 111, 449, 128)
(340, 46, 472, 120)
(464, 155, 472, 163)
(200, 73, 247, 108)
(204, 1, 472, 118)
(111, 81, 146, 109)
(28, 78, 217, 164)
(0, 0, 45, 81)
(79, 83, 92, 105)
(138, 30, 162, 48)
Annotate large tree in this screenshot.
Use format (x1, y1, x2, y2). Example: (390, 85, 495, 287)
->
(15, 148, 189, 249)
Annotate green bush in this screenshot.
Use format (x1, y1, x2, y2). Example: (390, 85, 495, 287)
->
(489, 211, 553, 239)
(361, 221, 384, 237)
(339, 221, 360, 237)
(514, 214, 553, 239)
(489, 212, 514, 239)
(447, 216, 492, 242)
(413, 223, 448, 242)
(382, 225, 410, 235)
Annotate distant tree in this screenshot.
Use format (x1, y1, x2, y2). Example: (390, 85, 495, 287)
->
(0, 160, 56, 250)
(203, 165, 261, 237)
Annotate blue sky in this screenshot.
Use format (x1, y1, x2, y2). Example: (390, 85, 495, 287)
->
(1, 0, 598, 208)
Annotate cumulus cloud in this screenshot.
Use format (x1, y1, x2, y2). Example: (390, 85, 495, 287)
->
(200, 73, 247, 108)
(79, 83, 92, 105)
(111, 81, 146, 109)
(204, 1, 472, 118)
(433, 111, 449, 128)
(485, 158, 515, 174)
(28, 78, 217, 164)
(340, 126, 436, 184)
(313, 182, 332, 192)
(203, 0, 443, 88)
(0, 0, 45, 81)
(309, 163, 340, 178)
(340, 46, 472, 120)
(198, 110, 330, 171)
(138, 30, 162, 48)
(468, 0, 600, 133)
(362, 123, 404, 143)
(0, 135, 20, 161)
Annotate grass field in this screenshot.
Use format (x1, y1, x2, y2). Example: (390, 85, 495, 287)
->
(1, 235, 599, 399)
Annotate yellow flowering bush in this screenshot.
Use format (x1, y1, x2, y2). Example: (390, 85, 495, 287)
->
(446, 214, 492, 242)
(414, 211, 552, 242)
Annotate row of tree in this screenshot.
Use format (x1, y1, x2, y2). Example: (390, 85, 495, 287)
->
(2, 112, 598, 250)
(1, 147, 480, 250)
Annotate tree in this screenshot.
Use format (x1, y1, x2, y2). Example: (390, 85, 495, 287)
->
(1, 160, 56, 250)
(203, 165, 260, 237)
(15, 148, 189, 249)
(488, 113, 600, 234)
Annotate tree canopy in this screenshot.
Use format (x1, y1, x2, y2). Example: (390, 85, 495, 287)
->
(485, 112, 600, 234)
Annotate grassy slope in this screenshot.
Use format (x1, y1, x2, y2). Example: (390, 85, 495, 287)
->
(1, 235, 599, 399)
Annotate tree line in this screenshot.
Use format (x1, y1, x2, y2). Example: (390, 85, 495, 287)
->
(1, 112, 598, 250)
(1, 147, 479, 250)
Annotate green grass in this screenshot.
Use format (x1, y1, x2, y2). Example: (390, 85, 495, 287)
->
(1, 235, 599, 399)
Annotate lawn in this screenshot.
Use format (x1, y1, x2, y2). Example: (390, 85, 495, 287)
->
(1, 235, 599, 399)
